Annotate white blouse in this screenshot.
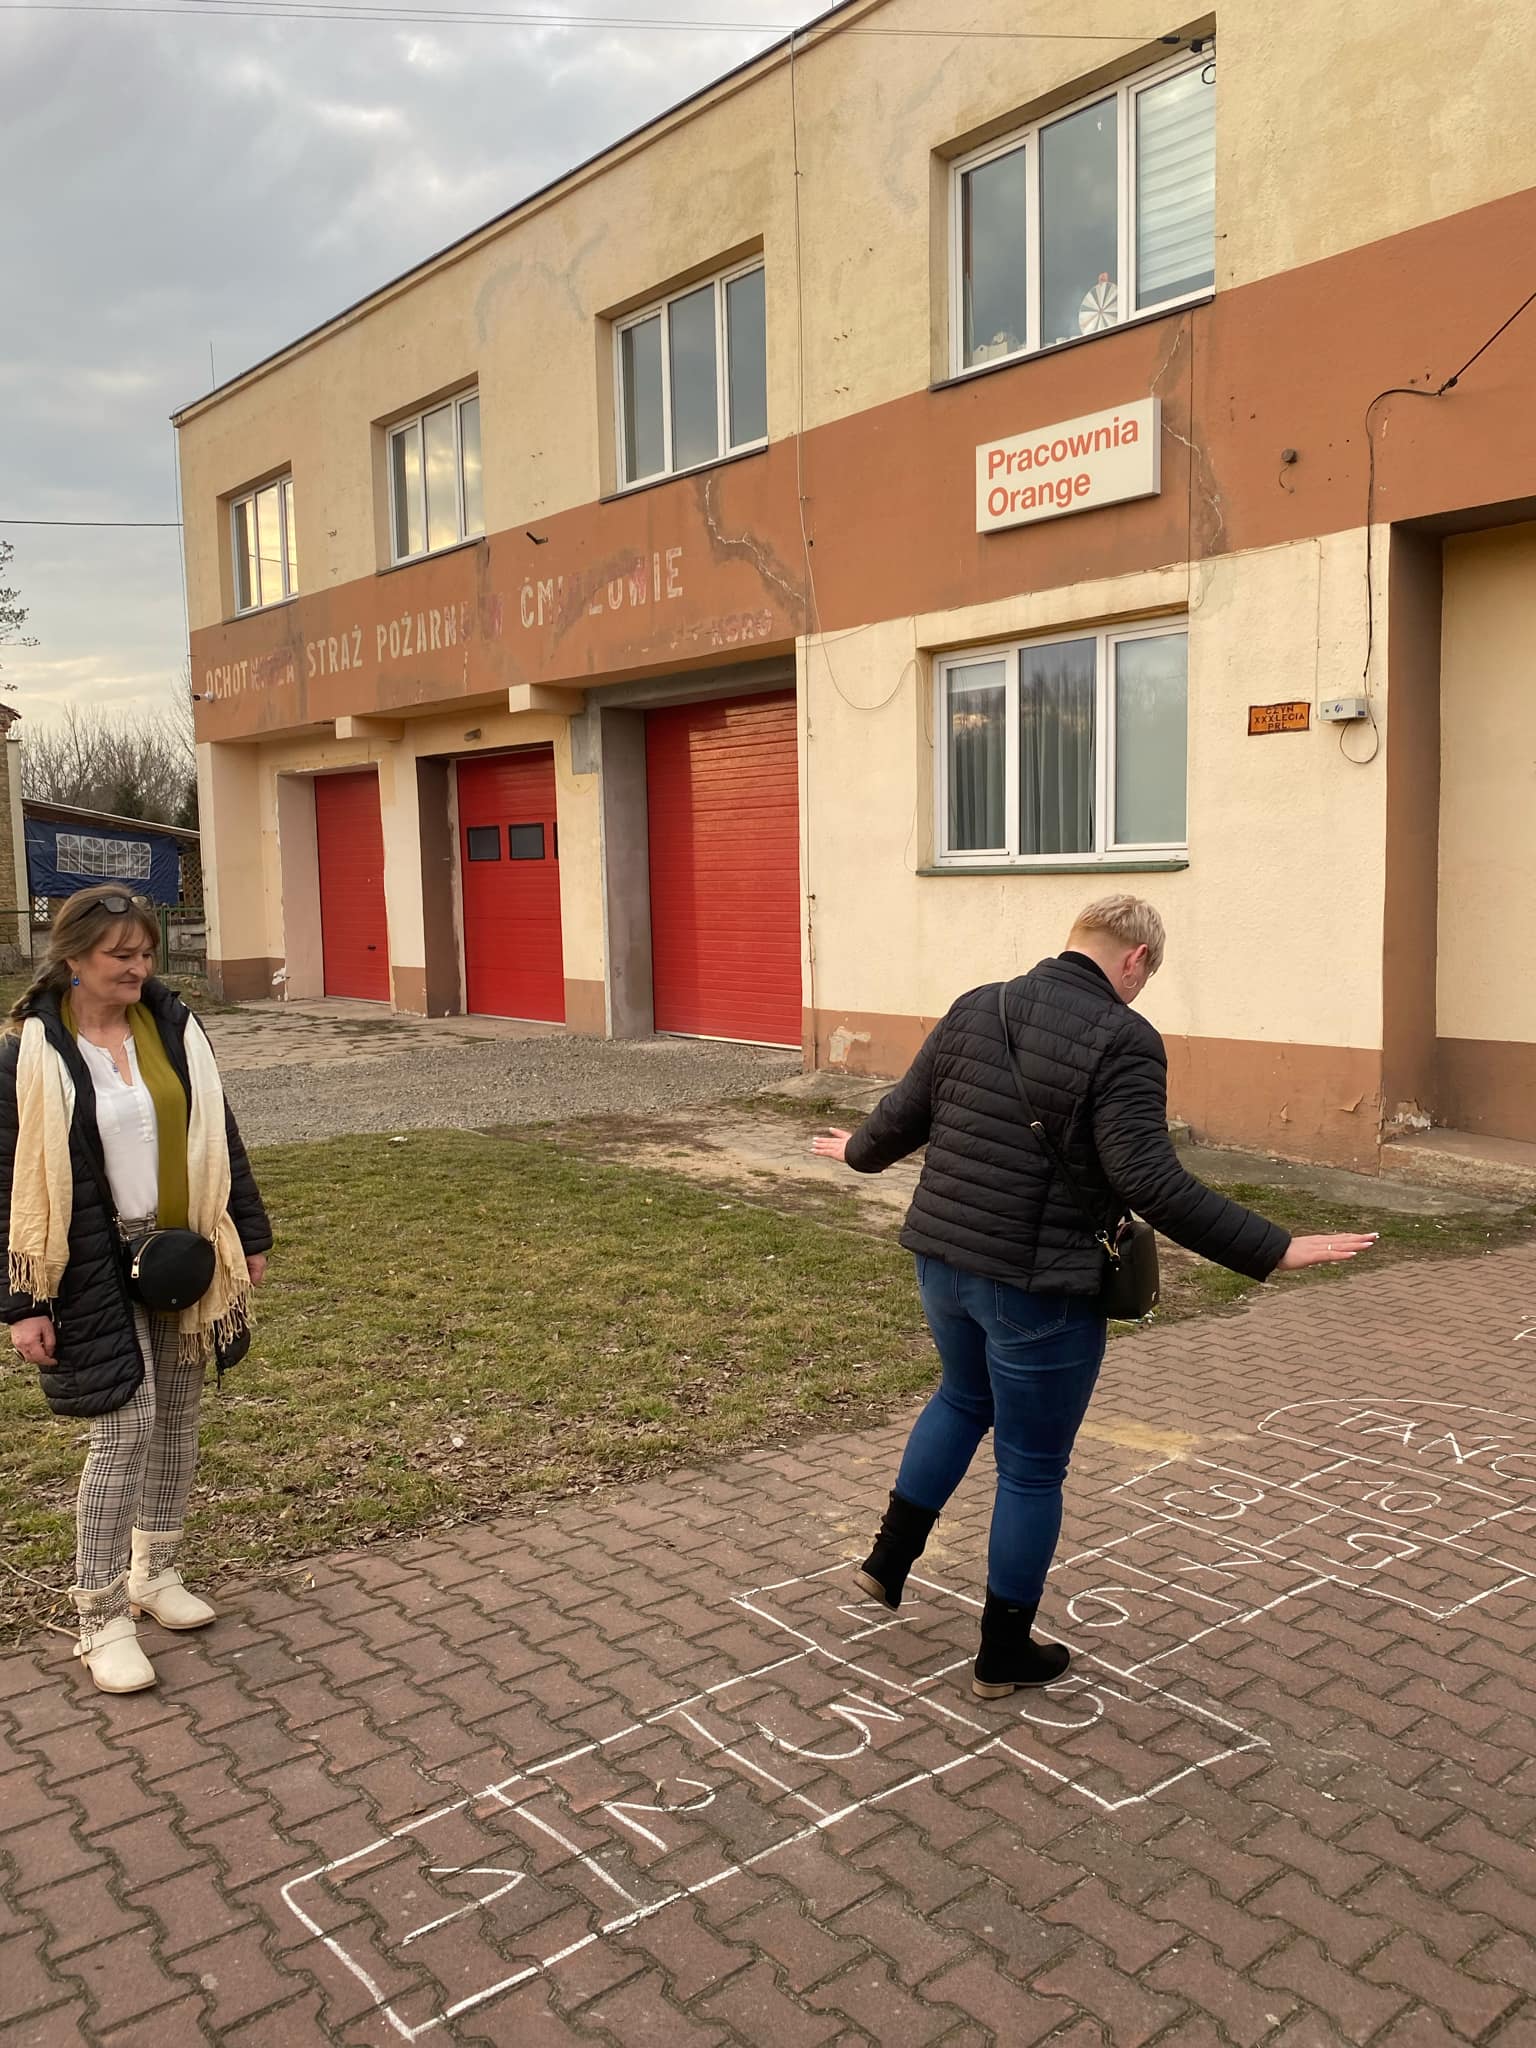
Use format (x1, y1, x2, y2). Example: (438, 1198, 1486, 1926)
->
(77, 1034, 160, 1225)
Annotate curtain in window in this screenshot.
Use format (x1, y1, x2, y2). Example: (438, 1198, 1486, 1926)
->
(1138, 66, 1220, 307)
(1114, 634, 1188, 844)
(1136, 68, 1216, 308)
(946, 662, 1006, 850)
(1020, 641, 1095, 855)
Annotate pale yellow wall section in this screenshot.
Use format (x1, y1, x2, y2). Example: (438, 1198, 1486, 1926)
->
(1217, 3, 1536, 290)
(1438, 522, 1536, 1047)
(176, 0, 1536, 629)
(804, 532, 1388, 1051)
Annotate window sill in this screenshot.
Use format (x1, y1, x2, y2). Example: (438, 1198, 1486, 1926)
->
(919, 858, 1189, 877)
(602, 442, 768, 505)
(226, 594, 299, 624)
(930, 294, 1215, 396)
(380, 533, 485, 578)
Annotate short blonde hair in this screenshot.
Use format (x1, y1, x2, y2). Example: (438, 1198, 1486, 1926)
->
(1069, 894, 1166, 976)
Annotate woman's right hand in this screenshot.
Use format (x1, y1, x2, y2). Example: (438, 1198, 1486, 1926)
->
(10, 1315, 57, 1366)
(811, 1128, 853, 1164)
(1277, 1233, 1379, 1271)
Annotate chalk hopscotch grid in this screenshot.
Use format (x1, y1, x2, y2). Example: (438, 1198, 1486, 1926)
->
(282, 1397, 1533, 2040)
(282, 1563, 1267, 2039)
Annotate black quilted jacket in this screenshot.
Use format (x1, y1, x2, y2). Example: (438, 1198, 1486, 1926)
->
(0, 981, 272, 1418)
(846, 953, 1289, 1293)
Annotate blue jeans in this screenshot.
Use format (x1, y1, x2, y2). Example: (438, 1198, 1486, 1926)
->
(894, 1256, 1107, 1605)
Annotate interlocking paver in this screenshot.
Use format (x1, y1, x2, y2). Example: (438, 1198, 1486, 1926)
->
(55, 1926, 191, 2032)
(2, 1236, 1533, 2044)
(0, 1928, 71, 2026)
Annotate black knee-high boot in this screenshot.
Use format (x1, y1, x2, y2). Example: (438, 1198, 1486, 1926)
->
(853, 1491, 938, 1610)
(971, 1588, 1071, 1696)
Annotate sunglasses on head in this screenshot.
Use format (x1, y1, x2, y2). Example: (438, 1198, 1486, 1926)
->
(96, 893, 154, 915)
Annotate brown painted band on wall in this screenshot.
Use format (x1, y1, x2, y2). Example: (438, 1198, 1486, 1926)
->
(210, 956, 283, 1002)
(1436, 1039, 1536, 1145)
(193, 185, 1536, 748)
(564, 979, 606, 1036)
(808, 1004, 1387, 1174)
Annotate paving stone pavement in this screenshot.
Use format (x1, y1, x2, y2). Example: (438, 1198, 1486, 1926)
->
(3, 1242, 1534, 2047)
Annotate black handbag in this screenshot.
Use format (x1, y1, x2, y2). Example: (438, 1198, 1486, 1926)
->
(995, 981, 1161, 1321)
(122, 1227, 218, 1313)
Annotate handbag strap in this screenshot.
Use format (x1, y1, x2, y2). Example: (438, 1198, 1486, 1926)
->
(995, 980, 1119, 1255)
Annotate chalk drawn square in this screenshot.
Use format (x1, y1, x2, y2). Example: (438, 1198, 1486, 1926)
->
(736, 1563, 1269, 1814)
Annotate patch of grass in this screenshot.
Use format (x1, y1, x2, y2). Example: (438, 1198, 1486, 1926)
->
(7, 1120, 1528, 1640)
(0, 1130, 935, 1636)
(1132, 1180, 1535, 1326)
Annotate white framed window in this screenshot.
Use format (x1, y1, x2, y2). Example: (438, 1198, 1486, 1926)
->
(232, 475, 298, 612)
(57, 833, 153, 881)
(935, 623, 1188, 865)
(952, 54, 1214, 375)
(615, 261, 768, 488)
(388, 390, 484, 565)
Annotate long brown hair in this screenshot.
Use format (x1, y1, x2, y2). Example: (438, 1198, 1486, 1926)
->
(7, 886, 161, 1031)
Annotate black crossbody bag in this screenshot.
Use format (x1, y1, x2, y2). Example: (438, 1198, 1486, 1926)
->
(995, 981, 1160, 1322)
(121, 1227, 218, 1313)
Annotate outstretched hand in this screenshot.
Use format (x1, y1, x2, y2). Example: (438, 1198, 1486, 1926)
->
(1277, 1232, 1378, 1271)
(811, 1128, 853, 1164)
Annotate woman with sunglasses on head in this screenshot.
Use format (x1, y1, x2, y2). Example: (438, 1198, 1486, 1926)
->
(0, 885, 272, 1692)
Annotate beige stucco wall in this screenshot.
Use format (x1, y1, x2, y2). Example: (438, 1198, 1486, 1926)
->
(176, 0, 1536, 635)
(804, 530, 1390, 1052)
(1437, 522, 1536, 1047)
(1217, 3, 1536, 289)
(199, 708, 604, 997)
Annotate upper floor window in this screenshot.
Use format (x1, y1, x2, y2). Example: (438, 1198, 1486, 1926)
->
(953, 55, 1214, 375)
(936, 622, 1188, 866)
(616, 261, 767, 488)
(389, 390, 484, 565)
(232, 475, 297, 612)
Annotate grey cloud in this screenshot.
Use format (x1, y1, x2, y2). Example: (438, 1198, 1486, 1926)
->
(0, 2, 817, 725)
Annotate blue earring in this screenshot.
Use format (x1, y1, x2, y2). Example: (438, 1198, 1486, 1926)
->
(71, 975, 80, 987)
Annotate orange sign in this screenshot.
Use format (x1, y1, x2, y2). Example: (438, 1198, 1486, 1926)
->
(1248, 701, 1311, 736)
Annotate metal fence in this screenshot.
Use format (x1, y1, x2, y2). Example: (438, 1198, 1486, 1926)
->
(1, 907, 208, 984)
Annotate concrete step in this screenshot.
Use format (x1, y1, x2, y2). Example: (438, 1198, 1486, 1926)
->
(1381, 1128, 1536, 1203)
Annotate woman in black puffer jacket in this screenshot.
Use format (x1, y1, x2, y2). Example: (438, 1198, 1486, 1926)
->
(1, 886, 271, 1694)
(814, 895, 1375, 1700)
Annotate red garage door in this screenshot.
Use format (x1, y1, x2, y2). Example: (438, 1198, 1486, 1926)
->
(314, 770, 390, 1001)
(645, 692, 800, 1046)
(458, 749, 564, 1022)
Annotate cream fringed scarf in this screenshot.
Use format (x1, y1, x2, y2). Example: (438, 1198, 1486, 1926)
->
(8, 1013, 252, 1364)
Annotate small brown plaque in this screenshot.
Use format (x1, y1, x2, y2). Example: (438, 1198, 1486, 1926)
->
(1248, 701, 1312, 735)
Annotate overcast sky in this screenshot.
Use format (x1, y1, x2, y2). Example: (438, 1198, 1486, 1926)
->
(0, 0, 827, 729)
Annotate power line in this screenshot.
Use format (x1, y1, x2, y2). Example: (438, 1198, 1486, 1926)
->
(1, 1, 1172, 35)
(0, 517, 183, 528)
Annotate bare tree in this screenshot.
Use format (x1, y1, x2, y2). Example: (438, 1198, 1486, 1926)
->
(22, 686, 197, 827)
(0, 539, 36, 681)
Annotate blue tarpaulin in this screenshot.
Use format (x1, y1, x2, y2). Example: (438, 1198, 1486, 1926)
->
(25, 816, 183, 905)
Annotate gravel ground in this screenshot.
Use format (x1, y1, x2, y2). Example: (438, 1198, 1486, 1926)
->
(225, 1033, 801, 1145)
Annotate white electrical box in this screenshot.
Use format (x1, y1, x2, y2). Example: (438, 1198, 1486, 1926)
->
(1318, 695, 1371, 723)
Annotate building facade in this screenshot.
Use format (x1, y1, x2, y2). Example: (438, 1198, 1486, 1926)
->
(174, 0, 1536, 1170)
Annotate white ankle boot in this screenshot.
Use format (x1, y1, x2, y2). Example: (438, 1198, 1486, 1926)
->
(72, 1578, 157, 1693)
(128, 1528, 216, 1630)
